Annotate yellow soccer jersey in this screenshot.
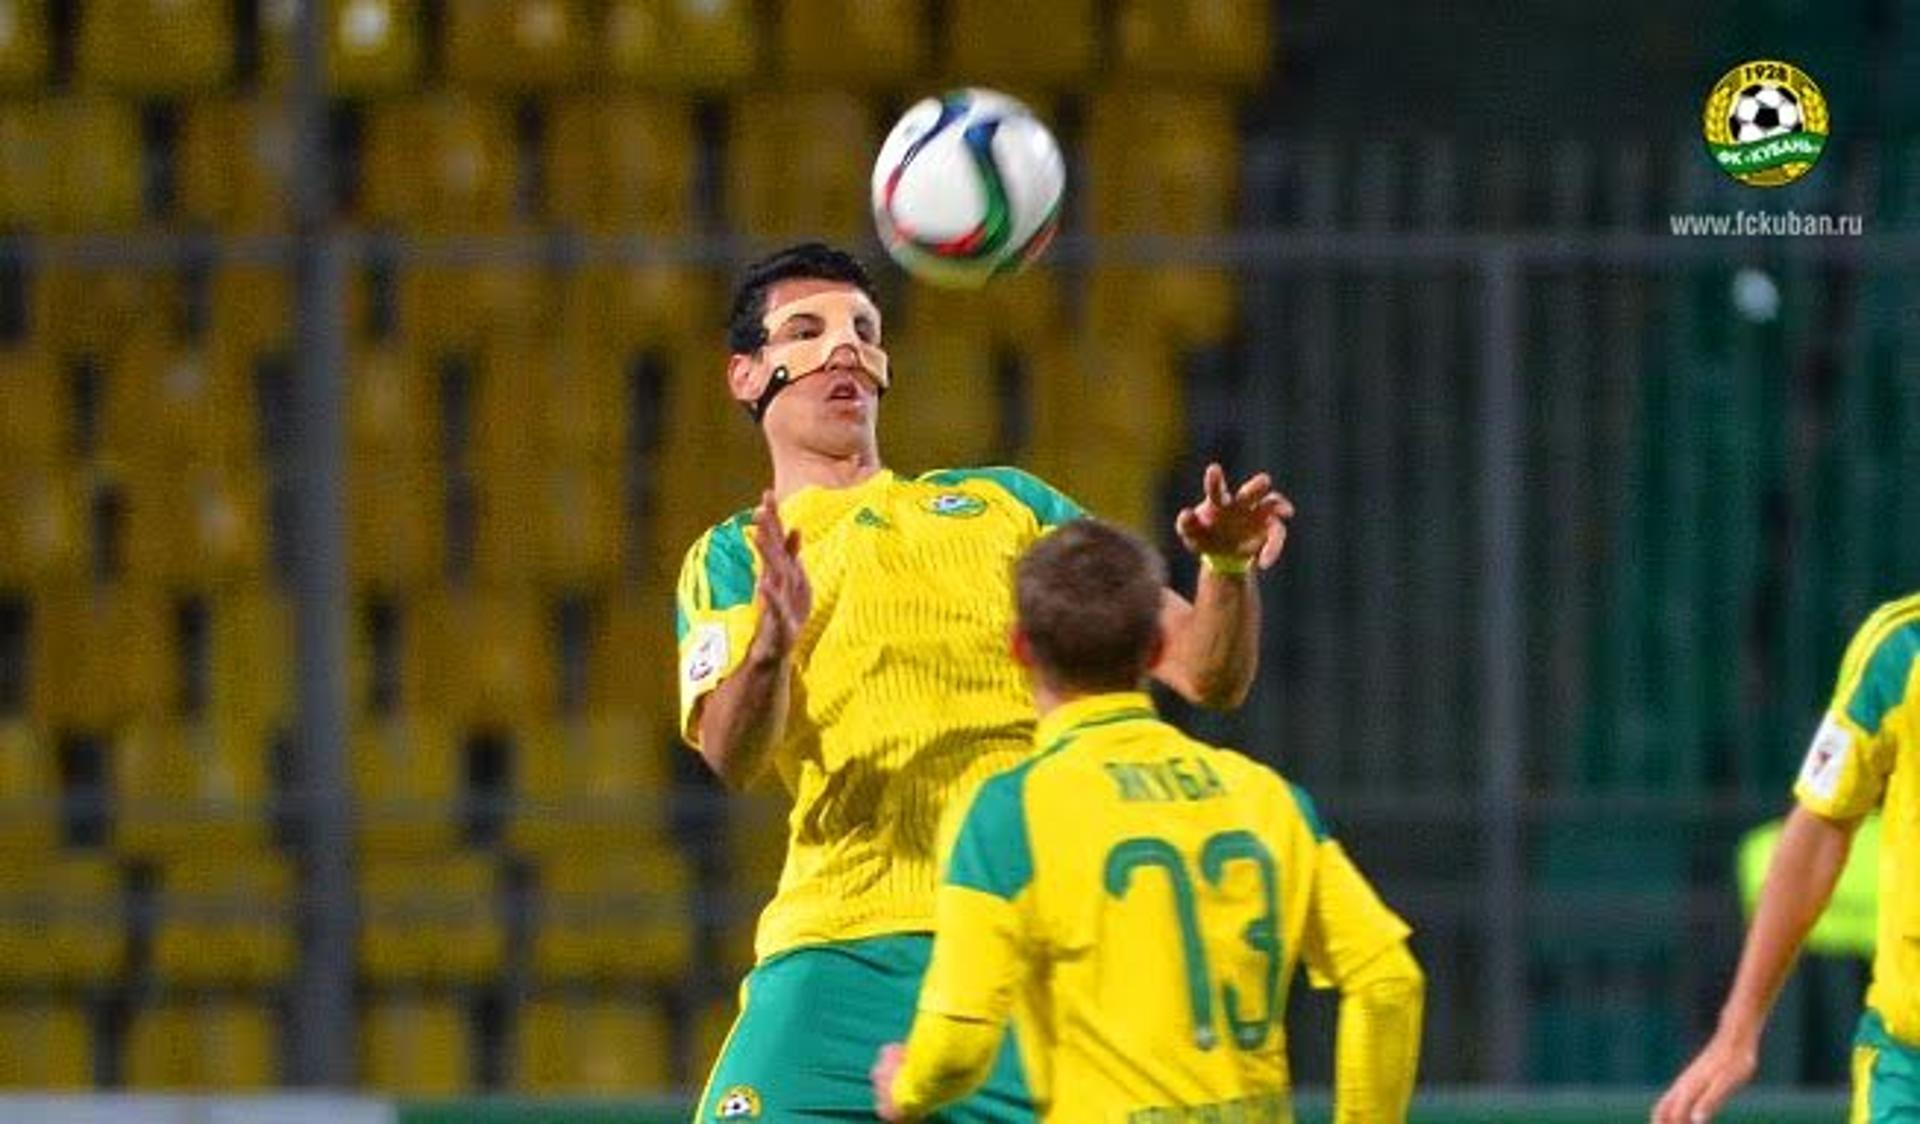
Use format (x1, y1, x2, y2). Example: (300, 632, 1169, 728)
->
(675, 466, 1084, 961)
(1794, 592, 1920, 1044)
(910, 692, 1413, 1121)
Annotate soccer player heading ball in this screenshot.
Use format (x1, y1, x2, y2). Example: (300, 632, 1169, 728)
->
(677, 242, 1294, 1119)
(871, 519, 1424, 1122)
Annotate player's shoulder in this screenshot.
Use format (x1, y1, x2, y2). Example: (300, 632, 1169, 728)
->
(1204, 743, 1333, 844)
(916, 465, 1084, 527)
(674, 508, 758, 610)
(1835, 591, 1920, 729)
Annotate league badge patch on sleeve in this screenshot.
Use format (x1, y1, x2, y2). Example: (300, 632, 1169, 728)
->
(714, 1085, 762, 1119)
(683, 622, 730, 691)
(1797, 714, 1852, 801)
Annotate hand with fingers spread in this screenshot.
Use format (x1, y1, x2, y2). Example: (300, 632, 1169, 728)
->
(1652, 1030, 1758, 1124)
(749, 490, 812, 666)
(1174, 462, 1296, 571)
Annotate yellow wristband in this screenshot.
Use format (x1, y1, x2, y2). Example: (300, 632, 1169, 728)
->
(1200, 552, 1253, 576)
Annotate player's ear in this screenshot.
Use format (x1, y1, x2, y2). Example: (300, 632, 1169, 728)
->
(1009, 625, 1037, 672)
(727, 352, 762, 407)
(1143, 625, 1168, 674)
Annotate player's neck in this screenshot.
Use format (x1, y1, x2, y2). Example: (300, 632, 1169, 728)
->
(771, 446, 885, 500)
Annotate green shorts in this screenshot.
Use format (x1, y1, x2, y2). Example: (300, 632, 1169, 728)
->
(1853, 1009, 1920, 1122)
(697, 933, 1032, 1122)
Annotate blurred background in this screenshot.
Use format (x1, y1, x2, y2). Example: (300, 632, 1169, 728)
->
(0, 0, 1915, 1119)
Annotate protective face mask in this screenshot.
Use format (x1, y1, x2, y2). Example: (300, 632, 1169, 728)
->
(743, 290, 890, 422)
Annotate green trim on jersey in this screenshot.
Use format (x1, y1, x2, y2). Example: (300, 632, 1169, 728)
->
(920, 466, 1085, 529)
(947, 762, 1039, 901)
(675, 510, 756, 643)
(1287, 782, 1330, 842)
(1846, 621, 1920, 735)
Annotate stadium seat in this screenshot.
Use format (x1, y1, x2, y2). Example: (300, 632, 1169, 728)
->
(531, 847, 692, 983)
(445, 0, 586, 89)
(0, 720, 56, 853)
(1111, 0, 1271, 86)
(603, 0, 756, 91)
(151, 852, 296, 986)
(125, 1000, 277, 1089)
(192, 590, 294, 747)
(395, 264, 554, 353)
(362, 996, 473, 1093)
(360, 854, 504, 983)
(260, 0, 422, 95)
(776, 0, 926, 88)
(0, 1, 48, 91)
(360, 96, 517, 232)
(32, 267, 171, 358)
(0, 854, 124, 985)
(77, 0, 231, 93)
(352, 713, 461, 854)
(725, 92, 877, 241)
(179, 100, 296, 233)
(587, 595, 674, 719)
(0, 1003, 91, 1088)
(1084, 91, 1239, 236)
(1084, 267, 1238, 351)
(558, 266, 716, 356)
(515, 996, 673, 1092)
(349, 458, 446, 590)
(0, 470, 87, 586)
(0, 346, 64, 468)
(474, 457, 626, 587)
(882, 325, 1003, 472)
(406, 588, 558, 725)
(511, 713, 671, 857)
(349, 345, 435, 461)
(207, 265, 296, 371)
(0, 101, 51, 229)
(652, 345, 776, 560)
(29, 583, 168, 730)
(115, 718, 275, 858)
(120, 463, 271, 586)
(102, 340, 258, 474)
(544, 95, 695, 234)
(943, 0, 1095, 87)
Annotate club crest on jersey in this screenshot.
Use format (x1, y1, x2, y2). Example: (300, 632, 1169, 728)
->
(714, 1085, 762, 1119)
(928, 492, 987, 518)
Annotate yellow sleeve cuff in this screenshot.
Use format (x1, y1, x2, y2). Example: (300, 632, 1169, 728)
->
(891, 1011, 1006, 1119)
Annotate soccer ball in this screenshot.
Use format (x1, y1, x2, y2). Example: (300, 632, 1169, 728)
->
(871, 88, 1064, 289)
(1729, 83, 1803, 143)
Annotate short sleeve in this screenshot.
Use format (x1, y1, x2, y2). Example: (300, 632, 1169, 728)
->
(943, 767, 1036, 901)
(1795, 609, 1917, 821)
(673, 513, 761, 747)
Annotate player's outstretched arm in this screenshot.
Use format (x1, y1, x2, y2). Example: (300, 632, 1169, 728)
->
(1652, 805, 1858, 1124)
(695, 492, 810, 790)
(1332, 942, 1424, 1124)
(1157, 462, 1294, 708)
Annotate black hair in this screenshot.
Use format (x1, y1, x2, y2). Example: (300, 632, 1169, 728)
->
(725, 242, 878, 355)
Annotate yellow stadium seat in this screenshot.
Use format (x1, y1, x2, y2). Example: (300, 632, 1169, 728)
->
(881, 325, 1002, 472)
(151, 853, 295, 986)
(776, 0, 925, 88)
(726, 92, 876, 241)
(261, 0, 421, 94)
(943, 0, 1094, 87)
(0, 1003, 91, 1088)
(180, 100, 295, 232)
(0, 854, 124, 985)
(0, 720, 56, 853)
(349, 345, 435, 460)
(1085, 91, 1239, 236)
(396, 264, 553, 353)
(516, 996, 672, 1092)
(475, 458, 626, 587)
(120, 463, 271, 587)
(78, 0, 231, 92)
(116, 718, 275, 859)
(531, 847, 691, 983)
(587, 595, 674, 719)
(651, 345, 773, 560)
(604, 0, 756, 91)
(361, 97, 517, 232)
(360, 855, 504, 983)
(209, 265, 296, 366)
(1031, 331, 1182, 466)
(407, 588, 557, 724)
(0, 346, 64, 467)
(30, 583, 168, 730)
(0, 2, 49, 91)
(0, 470, 87, 586)
(468, 339, 627, 471)
(902, 267, 1065, 347)
(1113, 0, 1270, 86)
(102, 340, 258, 474)
(349, 458, 445, 590)
(0, 101, 51, 229)
(197, 590, 294, 737)
(33, 267, 171, 358)
(363, 997, 472, 1093)
(126, 1000, 277, 1089)
(544, 95, 694, 233)
(352, 713, 461, 854)
(445, 0, 586, 89)
(559, 266, 715, 356)
(1084, 267, 1237, 351)
(511, 713, 670, 856)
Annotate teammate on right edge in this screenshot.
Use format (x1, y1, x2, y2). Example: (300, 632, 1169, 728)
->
(1657, 594, 1920, 1123)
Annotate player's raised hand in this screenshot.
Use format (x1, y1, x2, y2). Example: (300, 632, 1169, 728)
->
(1174, 463, 1295, 570)
(1652, 1032, 1758, 1124)
(871, 1042, 907, 1121)
(748, 491, 811, 663)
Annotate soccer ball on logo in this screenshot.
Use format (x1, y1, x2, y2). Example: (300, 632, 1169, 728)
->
(872, 88, 1065, 289)
(714, 1085, 761, 1119)
(1728, 83, 1804, 143)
